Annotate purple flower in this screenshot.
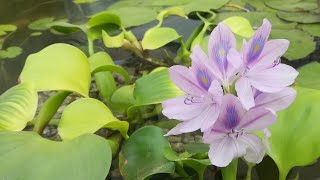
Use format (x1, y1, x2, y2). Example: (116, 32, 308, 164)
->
(162, 47, 223, 135)
(234, 19, 299, 109)
(203, 94, 277, 167)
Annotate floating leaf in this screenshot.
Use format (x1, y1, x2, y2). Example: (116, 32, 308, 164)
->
(142, 27, 181, 50)
(19, 43, 91, 97)
(0, 83, 37, 131)
(58, 98, 129, 140)
(31, 32, 42, 36)
(0, 46, 22, 59)
(0, 24, 17, 35)
(265, 0, 318, 12)
(300, 24, 320, 36)
(110, 85, 135, 113)
(73, 0, 98, 4)
(277, 11, 320, 23)
(268, 87, 320, 180)
(0, 131, 111, 180)
(28, 17, 55, 30)
(270, 29, 315, 60)
(119, 126, 175, 180)
(296, 62, 320, 90)
(185, 143, 209, 154)
(102, 30, 124, 48)
(181, 0, 231, 14)
(222, 16, 255, 38)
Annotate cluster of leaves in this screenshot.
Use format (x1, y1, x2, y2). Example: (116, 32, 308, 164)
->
(0, 24, 22, 60)
(1, 0, 320, 179)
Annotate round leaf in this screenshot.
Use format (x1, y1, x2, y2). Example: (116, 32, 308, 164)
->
(73, 0, 98, 4)
(0, 131, 111, 180)
(181, 0, 230, 14)
(58, 98, 129, 140)
(222, 16, 255, 38)
(277, 11, 320, 23)
(28, 17, 55, 31)
(265, 0, 318, 12)
(142, 27, 181, 50)
(110, 85, 135, 113)
(300, 24, 320, 36)
(19, 43, 91, 97)
(0, 83, 37, 131)
(119, 126, 175, 180)
(296, 62, 320, 90)
(0, 46, 23, 59)
(268, 87, 320, 179)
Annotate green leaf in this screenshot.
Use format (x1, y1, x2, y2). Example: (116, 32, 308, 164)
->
(300, 24, 320, 36)
(0, 46, 22, 59)
(270, 29, 315, 60)
(50, 22, 85, 34)
(92, 64, 130, 84)
(102, 30, 124, 48)
(119, 126, 175, 180)
(89, 52, 117, 103)
(0, 24, 17, 35)
(30, 32, 42, 36)
(0, 83, 37, 131)
(19, 43, 91, 97)
(73, 0, 98, 4)
(277, 11, 320, 23)
(133, 68, 183, 105)
(296, 62, 320, 90)
(268, 87, 320, 180)
(110, 85, 135, 113)
(142, 27, 181, 50)
(222, 16, 255, 38)
(28, 17, 55, 30)
(185, 143, 209, 154)
(181, 0, 231, 14)
(157, 7, 186, 26)
(0, 131, 112, 180)
(222, 159, 238, 180)
(265, 0, 318, 12)
(58, 98, 129, 140)
(107, 7, 158, 28)
(87, 12, 121, 28)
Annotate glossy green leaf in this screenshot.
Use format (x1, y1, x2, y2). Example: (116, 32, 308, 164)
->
(89, 52, 116, 103)
(58, 98, 129, 140)
(270, 29, 315, 60)
(157, 7, 186, 26)
(0, 131, 111, 180)
(142, 27, 181, 50)
(181, 0, 230, 14)
(107, 7, 158, 28)
(296, 62, 320, 90)
(268, 87, 320, 180)
(102, 30, 124, 48)
(92, 64, 130, 84)
(0, 83, 37, 131)
(0, 46, 22, 59)
(110, 85, 135, 113)
(222, 16, 255, 38)
(19, 43, 91, 97)
(73, 0, 98, 4)
(265, 0, 318, 12)
(300, 24, 320, 36)
(119, 126, 175, 180)
(0, 24, 17, 35)
(28, 17, 55, 30)
(277, 11, 320, 23)
(87, 12, 121, 28)
(134, 68, 183, 105)
(50, 22, 84, 34)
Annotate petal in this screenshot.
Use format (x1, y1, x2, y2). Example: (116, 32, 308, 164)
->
(208, 23, 236, 80)
(243, 19, 271, 66)
(238, 134, 265, 163)
(169, 65, 205, 95)
(226, 48, 242, 84)
(237, 108, 277, 132)
(235, 77, 255, 110)
(248, 64, 299, 93)
(252, 39, 289, 70)
(191, 45, 221, 81)
(254, 87, 296, 111)
(200, 103, 220, 132)
(162, 95, 206, 120)
(208, 80, 223, 100)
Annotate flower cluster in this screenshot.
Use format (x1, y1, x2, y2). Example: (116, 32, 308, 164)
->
(162, 19, 298, 167)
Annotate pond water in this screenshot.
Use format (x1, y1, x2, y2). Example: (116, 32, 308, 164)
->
(1, 0, 320, 179)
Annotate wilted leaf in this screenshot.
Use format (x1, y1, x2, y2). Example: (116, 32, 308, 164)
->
(0, 131, 112, 180)
(0, 83, 37, 131)
(142, 27, 181, 50)
(296, 62, 320, 90)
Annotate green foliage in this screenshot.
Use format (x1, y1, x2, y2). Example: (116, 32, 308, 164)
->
(277, 11, 320, 23)
(58, 98, 129, 140)
(20, 43, 91, 97)
(142, 27, 181, 50)
(119, 126, 175, 180)
(73, 0, 98, 4)
(0, 24, 17, 35)
(300, 24, 320, 36)
(102, 30, 124, 48)
(0, 46, 22, 59)
(0, 131, 112, 180)
(0, 83, 37, 131)
(265, 0, 318, 12)
(222, 16, 255, 38)
(28, 17, 55, 30)
(221, 159, 238, 180)
(268, 87, 320, 180)
(180, 0, 230, 14)
(110, 85, 135, 113)
(296, 62, 320, 90)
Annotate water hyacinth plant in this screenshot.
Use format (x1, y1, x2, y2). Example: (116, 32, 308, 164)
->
(162, 19, 298, 167)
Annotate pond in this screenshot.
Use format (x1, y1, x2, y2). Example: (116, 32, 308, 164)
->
(0, 0, 320, 180)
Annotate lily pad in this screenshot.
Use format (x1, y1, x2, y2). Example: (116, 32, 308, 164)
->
(119, 126, 175, 180)
(268, 87, 320, 180)
(181, 0, 230, 14)
(0, 46, 22, 59)
(296, 62, 320, 90)
(28, 17, 55, 30)
(58, 98, 129, 140)
(0, 83, 37, 131)
(270, 29, 315, 60)
(300, 24, 320, 36)
(142, 27, 181, 50)
(277, 11, 320, 23)
(0, 131, 112, 180)
(265, 0, 318, 12)
(0, 24, 17, 35)
(19, 43, 91, 97)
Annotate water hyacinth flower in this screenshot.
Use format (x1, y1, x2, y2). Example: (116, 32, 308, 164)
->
(234, 19, 299, 109)
(203, 94, 277, 167)
(162, 48, 223, 135)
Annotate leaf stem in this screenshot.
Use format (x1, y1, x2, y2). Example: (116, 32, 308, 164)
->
(245, 163, 254, 180)
(87, 37, 94, 56)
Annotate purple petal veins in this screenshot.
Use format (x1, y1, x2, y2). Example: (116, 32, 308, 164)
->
(247, 36, 265, 64)
(196, 69, 212, 90)
(225, 105, 239, 129)
(213, 42, 230, 75)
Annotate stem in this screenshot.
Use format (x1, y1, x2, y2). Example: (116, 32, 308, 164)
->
(245, 163, 254, 180)
(221, 159, 238, 180)
(225, 3, 250, 12)
(279, 169, 289, 180)
(87, 37, 94, 56)
(33, 91, 71, 134)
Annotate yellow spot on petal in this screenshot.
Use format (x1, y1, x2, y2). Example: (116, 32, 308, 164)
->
(254, 44, 259, 53)
(201, 76, 208, 85)
(219, 49, 225, 59)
